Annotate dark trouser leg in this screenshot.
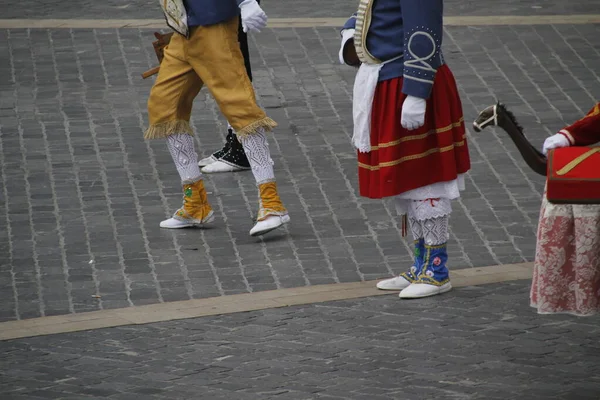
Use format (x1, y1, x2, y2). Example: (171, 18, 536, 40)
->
(205, 15, 253, 169)
(238, 13, 253, 82)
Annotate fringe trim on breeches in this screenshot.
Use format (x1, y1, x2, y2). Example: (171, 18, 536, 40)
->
(144, 120, 194, 140)
(236, 117, 278, 139)
(144, 118, 276, 140)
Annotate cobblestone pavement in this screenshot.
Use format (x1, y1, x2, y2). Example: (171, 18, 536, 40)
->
(4, 0, 600, 19)
(2, 0, 600, 321)
(1, 280, 600, 400)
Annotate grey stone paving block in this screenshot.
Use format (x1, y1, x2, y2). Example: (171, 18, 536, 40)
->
(4, 283, 590, 398)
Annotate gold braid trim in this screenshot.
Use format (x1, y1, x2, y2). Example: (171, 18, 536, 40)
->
(144, 119, 193, 140)
(236, 117, 278, 138)
(359, 140, 466, 171)
(371, 119, 465, 150)
(555, 148, 600, 176)
(354, 0, 380, 65)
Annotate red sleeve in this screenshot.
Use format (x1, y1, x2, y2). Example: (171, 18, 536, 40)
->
(558, 103, 600, 146)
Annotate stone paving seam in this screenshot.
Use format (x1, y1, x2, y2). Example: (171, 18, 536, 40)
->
(28, 29, 81, 316)
(280, 28, 386, 280)
(0, 72, 19, 321)
(10, 29, 48, 318)
(81, 29, 136, 308)
(248, 34, 346, 285)
(103, 29, 170, 303)
(443, 27, 540, 260)
(503, 26, 582, 128)
(291, 27, 401, 278)
(0, 262, 534, 341)
(524, 25, 599, 115)
(270, 29, 381, 282)
(463, 26, 544, 226)
(38, 29, 104, 315)
(555, 25, 600, 106)
(42, 29, 123, 314)
(22, 29, 52, 318)
(108, 29, 166, 303)
(574, 24, 600, 66)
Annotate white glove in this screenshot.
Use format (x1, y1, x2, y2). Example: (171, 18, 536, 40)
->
(239, 0, 267, 33)
(542, 133, 571, 155)
(401, 95, 426, 130)
(338, 29, 355, 65)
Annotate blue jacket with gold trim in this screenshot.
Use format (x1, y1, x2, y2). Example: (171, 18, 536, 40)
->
(343, 0, 445, 99)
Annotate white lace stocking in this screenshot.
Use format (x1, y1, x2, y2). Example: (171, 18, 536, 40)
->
(408, 198, 451, 246)
(421, 216, 449, 246)
(409, 217, 423, 241)
(167, 134, 202, 184)
(239, 130, 275, 185)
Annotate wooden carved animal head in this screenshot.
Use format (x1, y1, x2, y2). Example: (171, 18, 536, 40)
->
(473, 102, 548, 176)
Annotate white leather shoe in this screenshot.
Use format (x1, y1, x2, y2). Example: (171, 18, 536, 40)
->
(249, 214, 290, 236)
(399, 281, 452, 299)
(160, 210, 214, 229)
(376, 276, 412, 291)
(198, 155, 217, 167)
(201, 160, 250, 174)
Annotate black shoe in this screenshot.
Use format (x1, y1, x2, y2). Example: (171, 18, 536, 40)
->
(200, 131, 251, 173)
(219, 131, 250, 168)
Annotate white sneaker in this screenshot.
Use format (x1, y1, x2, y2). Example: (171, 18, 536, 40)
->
(399, 281, 452, 299)
(376, 276, 412, 291)
(249, 214, 290, 236)
(198, 155, 218, 167)
(201, 160, 250, 174)
(159, 210, 215, 229)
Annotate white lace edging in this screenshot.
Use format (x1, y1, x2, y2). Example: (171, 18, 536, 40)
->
(394, 174, 465, 215)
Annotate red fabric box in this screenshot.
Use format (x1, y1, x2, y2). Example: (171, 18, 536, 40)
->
(547, 146, 600, 204)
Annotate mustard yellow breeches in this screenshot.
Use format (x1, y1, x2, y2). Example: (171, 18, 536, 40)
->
(145, 16, 276, 139)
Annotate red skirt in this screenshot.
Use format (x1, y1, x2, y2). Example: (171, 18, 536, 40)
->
(358, 65, 471, 199)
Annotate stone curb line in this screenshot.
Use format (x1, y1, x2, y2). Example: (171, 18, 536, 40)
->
(0, 15, 600, 29)
(0, 262, 533, 341)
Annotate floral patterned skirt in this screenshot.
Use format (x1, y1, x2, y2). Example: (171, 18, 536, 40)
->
(530, 190, 600, 316)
